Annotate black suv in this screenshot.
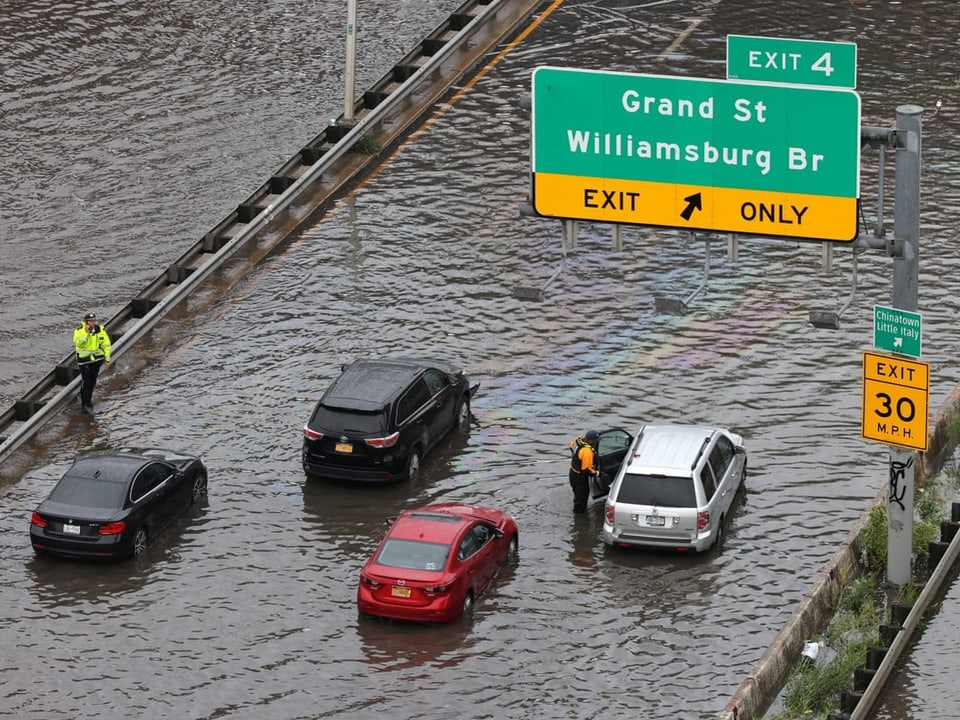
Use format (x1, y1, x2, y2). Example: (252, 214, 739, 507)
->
(302, 358, 478, 483)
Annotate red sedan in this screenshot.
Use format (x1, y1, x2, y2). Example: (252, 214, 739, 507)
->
(357, 503, 519, 623)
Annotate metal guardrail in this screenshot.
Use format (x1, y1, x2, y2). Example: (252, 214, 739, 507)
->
(0, 0, 545, 467)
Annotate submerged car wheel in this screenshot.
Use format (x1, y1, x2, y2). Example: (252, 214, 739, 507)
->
(459, 590, 475, 619)
(454, 396, 469, 431)
(191, 471, 208, 504)
(405, 448, 421, 483)
(132, 527, 148, 558)
(713, 516, 726, 552)
(507, 535, 519, 564)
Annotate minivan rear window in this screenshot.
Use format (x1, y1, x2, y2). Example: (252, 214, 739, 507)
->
(312, 405, 386, 434)
(615, 473, 696, 508)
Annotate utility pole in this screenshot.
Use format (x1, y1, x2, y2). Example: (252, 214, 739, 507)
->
(887, 105, 922, 586)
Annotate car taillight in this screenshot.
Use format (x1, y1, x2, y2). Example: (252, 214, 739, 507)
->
(30, 512, 47, 528)
(422, 585, 450, 595)
(604, 503, 615, 524)
(360, 575, 382, 589)
(303, 426, 323, 441)
(697, 511, 710, 530)
(364, 432, 400, 449)
(99, 521, 126, 536)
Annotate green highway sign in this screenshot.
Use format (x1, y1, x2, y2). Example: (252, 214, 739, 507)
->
(874, 305, 922, 358)
(530, 66, 862, 241)
(727, 35, 857, 89)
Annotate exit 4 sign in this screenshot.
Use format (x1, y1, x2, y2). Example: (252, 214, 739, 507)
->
(727, 36, 857, 89)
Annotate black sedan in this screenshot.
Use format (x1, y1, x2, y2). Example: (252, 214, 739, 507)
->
(29, 448, 208, 560)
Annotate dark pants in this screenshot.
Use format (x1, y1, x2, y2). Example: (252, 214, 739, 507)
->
(569, 470, 590, 514)
(79, 360, 103, 408)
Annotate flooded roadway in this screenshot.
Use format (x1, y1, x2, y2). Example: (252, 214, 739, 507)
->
(2, 1, 960, 718)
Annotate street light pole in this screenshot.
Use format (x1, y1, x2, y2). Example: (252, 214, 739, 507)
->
(343, 0, 357, 124)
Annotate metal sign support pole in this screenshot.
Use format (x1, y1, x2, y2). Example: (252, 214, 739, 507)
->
(887, 105, 922, 586)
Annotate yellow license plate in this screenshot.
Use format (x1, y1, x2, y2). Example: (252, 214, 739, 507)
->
(335, 442, 353, 453)
(391, 586, 411, 598)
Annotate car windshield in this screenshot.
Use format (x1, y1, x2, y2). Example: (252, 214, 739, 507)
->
(376, 539, 449, 571)
(616, 473, 696, 508)
(48, 475, 127, 509)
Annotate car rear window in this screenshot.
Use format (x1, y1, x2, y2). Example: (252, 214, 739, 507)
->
(49, 475, 128, 509)
(312, 405, 386, 434)
(615, 473, 697, 508)
(376, 538, 449, 571)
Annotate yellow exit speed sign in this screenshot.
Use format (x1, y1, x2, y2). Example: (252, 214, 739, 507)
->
(861, 351, 929, 451)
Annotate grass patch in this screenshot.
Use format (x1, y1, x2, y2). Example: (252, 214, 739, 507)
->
(860, 482, 945, 573)
(351, 136, 381, 154)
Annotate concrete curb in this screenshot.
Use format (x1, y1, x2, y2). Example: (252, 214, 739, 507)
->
(919, 384, 960, 480)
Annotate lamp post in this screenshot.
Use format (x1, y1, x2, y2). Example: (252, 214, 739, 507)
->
(343, 0, 357, 125)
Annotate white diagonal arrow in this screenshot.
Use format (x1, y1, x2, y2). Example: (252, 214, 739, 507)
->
(894, 337, 903, 347)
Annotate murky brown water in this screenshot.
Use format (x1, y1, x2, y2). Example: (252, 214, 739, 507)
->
(2, 0, 960, 718)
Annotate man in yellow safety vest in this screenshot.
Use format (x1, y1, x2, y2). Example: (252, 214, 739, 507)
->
(568, 429, 600, 514)
(74, 312, 112, 413)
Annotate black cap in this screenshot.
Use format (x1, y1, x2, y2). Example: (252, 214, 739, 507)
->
(83, 312, 97, 321)
(585, 429, 600, 441)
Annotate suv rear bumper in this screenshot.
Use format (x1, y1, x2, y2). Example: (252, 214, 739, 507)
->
(602, 524, 713, 553)
(302, 457, 404, 483)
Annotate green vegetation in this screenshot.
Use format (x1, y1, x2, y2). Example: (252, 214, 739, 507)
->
(351, 136, 381, 155)
(769, 476, 948, 719)
(939, 407, 960, 488)
(945, 407, 960, 449)
(858, 493, 943, 576)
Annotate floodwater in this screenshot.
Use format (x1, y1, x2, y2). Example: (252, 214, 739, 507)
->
(1, 1, 959, 718)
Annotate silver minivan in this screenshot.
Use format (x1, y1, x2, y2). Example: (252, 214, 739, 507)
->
(600, 424, 747, 553)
